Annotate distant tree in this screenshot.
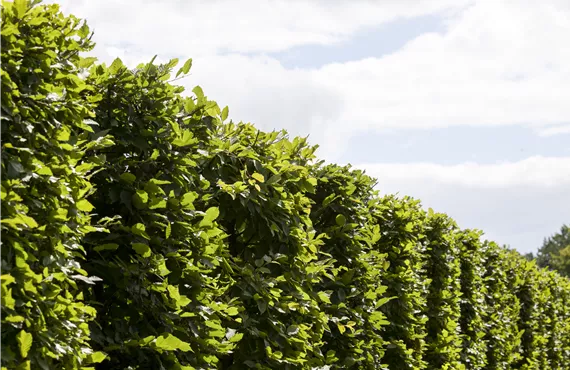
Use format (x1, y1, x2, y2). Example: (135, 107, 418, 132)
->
(535, 224, 570, 274)
(551, 245, 570, 277)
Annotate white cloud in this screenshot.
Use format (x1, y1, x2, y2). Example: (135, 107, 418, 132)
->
(536, 124, 570, 137)
(52, 0, 471, 57)
(355, 156, 570, 188)
(313, 1, 570, 131)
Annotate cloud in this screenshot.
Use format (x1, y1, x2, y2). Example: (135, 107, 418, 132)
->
(355, 156, 570, 188)
(536, 124, 570, 137)
(184, 55, 345, 137)
(52, 0, 470, 57)
(313, 0, 570, 132)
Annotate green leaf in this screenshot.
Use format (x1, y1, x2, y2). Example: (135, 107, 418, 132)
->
(318, 291, 331, 304)
(86, 352, 108, 364)
(165, 222, 171, 239)
(131, 243, 151, 258)
(154, 333, 191, 352)
(192, 86, 204, 101)
(109, 57, 125, 74)
(35, 164, 53, 176)
(172, 130, 196, 147)
(78, 57, 98, 69)
(200, 207, 219, 227)
(180, 192, 197, 208)
(56, 127, 71, 141)
(14, 0, 29, 18)
(28, 16, 48, 26)
(252, 172, 265, 183)
(184, 98, 196, 113)
(229, 332, 244, 343)
(120, 172, 136, 184)
(1, 214, 39, 229)
(6, 315, 25, 323)
(76, 199, 95, 212)
(131, 223, 150, 239)
(221, 106, 229, 121)
(167, 285, 181, 301)
(16, 330, 32, 358)
(204, 101, 220, 117)
(176, 58, 193, 77)
(286, 325, 300, 336)
(335, 214, 346, 227)
(132, 190, 149, 209)
(1, 274, 16, 285)
(226, 306, 239, 316)
(150, 149, 160, 160)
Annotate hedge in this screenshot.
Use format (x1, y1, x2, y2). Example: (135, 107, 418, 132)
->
(1, 2, 113, 369)
(2, 2, 570, 369)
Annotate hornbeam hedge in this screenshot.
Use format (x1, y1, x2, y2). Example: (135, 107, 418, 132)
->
(2, 2, 570, 370)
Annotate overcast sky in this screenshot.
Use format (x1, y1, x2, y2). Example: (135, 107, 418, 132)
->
(52, 0, 570, 254)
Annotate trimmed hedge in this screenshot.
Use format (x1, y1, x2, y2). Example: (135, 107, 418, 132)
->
(1, 2, 113, 369)
(2, 2, 570, 369)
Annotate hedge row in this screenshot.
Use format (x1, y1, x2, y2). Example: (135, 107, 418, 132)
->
(2, 2, 570, 370)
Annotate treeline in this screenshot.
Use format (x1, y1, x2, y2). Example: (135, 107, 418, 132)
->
(526, 225, 570, 277)
(2, 2, 570, 369)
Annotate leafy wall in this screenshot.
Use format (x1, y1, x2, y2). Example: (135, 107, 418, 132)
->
(2, 2, 570, 369)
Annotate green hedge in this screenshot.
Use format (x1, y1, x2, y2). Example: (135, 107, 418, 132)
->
(2, 2, 570, 369)
(1, 2, 113, 369)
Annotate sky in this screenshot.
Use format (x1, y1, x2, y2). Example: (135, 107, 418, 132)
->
(51, 0, 570, 254)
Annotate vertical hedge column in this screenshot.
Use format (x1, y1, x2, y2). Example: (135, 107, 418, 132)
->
(515, 262, 543, 369)
(205, 124, 331, 369)
(483, 243, 523, 369)
(373, 196, 429, 370)
(544, 272, 563, 368)
(423, 212, 463, 369)
(457, 230, 488, 369)
(83, 59, 239, 369)
(558, 277, 570, 364)
(535, 271, 553, 369)
(309, 164, 390, 368)
(1, 3, 111, 369)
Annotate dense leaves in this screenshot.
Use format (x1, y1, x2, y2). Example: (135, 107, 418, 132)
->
(309, 164, 390, 368)
(81, 56, 238, 369)
(529, 224, 570, 276)
(1, 1, 111, 369)
(372, 195, 429, 370)
(2, 2, 570, 369)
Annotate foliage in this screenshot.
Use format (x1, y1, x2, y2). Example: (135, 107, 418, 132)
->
(80, 56, 239, 369)
(456, 230, 487, 369)
(533, 224, 570, 274)
(3, 2, 570, 370)
(482, 244, 524, 369)
(201, 122, 332, 369)
(308, 164, 390, 368)
(421, 212, 463, 370)
(550, 245, 570, 277)
(371, 195, 429, 370)
(1, 1, 112, 369)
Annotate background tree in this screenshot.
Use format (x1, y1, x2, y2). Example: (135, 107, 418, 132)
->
(535, 224, 570, 273)
(550, 245, 570, 277)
